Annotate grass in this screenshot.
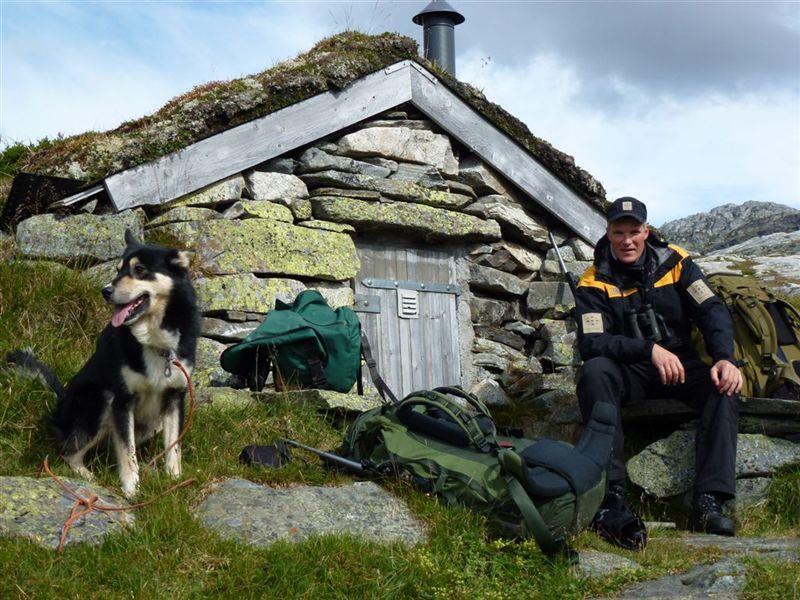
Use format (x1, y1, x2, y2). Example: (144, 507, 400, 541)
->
(1, 249, 798, 598)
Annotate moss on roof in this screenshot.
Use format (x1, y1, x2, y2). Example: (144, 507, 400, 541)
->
(16, 31, 605, 206)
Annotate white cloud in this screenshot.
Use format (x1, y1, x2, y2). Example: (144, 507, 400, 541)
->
(458, 50, 800, 225)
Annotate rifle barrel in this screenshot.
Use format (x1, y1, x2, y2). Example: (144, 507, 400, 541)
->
(283, 439, 369, 475)
(548, 232, 579, 297)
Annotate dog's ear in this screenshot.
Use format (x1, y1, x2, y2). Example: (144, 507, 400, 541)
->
(124, 228, 141, 247)
(170, 250, 191, 270)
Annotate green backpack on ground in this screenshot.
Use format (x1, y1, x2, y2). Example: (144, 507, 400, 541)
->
(341, 386, 617, 557)
(220, 290, 362, 393)
(692, 273, 800, 398)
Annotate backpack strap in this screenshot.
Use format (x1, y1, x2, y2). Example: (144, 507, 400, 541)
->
(432, 386, 492, 418)
(506, 476, 566, 557)
(301, 339, 328, 389)
(398, 391, 498, 453)
(360, 330, 399, 405)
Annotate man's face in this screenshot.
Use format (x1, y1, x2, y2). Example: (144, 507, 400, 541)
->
(607, 218, 650, 264)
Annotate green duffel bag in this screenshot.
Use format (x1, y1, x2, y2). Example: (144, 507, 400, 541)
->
(220, 290, 361, 393)
(341, 386, 617, 557)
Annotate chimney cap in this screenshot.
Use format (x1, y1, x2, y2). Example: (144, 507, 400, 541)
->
(412, 0, 465, 26)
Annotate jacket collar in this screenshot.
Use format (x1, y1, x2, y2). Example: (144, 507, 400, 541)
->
(592, 232, 679, 286)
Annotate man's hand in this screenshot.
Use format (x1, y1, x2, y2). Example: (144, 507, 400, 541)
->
(651, 344, 685, 385)
(710, 360, 742, 396)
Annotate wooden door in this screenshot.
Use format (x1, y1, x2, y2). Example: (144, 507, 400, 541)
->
(355, 242, 461, 398)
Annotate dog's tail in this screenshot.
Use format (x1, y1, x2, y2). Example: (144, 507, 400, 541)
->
(6, 349, 66, 400)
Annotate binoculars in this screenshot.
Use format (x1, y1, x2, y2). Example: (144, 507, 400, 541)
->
(625, 305, 669, 342)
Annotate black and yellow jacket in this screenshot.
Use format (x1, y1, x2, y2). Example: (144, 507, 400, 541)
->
(574, 234, 734, 364)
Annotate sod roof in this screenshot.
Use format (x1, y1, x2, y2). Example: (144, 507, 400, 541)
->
(17, 31, 606, 207)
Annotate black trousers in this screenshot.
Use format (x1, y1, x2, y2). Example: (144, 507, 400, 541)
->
(577, 355, 738, 498)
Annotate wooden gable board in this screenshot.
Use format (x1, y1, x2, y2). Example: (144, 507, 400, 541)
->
(100, 60, 604, 243)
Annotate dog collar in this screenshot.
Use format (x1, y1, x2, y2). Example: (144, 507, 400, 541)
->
(159, 349, 176, 377)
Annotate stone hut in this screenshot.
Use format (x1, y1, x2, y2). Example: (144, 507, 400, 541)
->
(3, 32, 609, 441)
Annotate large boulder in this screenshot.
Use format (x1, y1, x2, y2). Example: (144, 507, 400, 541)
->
(194, 219, 359, 281)
(195, 479, 426, 546)
(194, 275, 306, 314)
(627, 431, 800, 497)
(336, 126, 458, 175)
(300, 170, 472, 210)
(0, 476, 133, 549)
(311, 196, 501, 243)
(194, 337, 237, 388)
(469, 296, 519, 325)
(16, 210, 144, 263)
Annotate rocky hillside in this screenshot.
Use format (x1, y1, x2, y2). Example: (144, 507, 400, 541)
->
(660, 201, 800, 254)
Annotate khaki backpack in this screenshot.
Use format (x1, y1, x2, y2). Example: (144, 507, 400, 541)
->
(693, 273, 800, 398)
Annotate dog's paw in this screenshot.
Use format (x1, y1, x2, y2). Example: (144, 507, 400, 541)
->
(120, 474, 140, 499)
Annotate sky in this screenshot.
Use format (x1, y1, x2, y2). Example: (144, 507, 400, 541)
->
(1, 1, 798, 226)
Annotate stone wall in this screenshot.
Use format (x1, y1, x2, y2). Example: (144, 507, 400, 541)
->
(12, 105, 591, 440)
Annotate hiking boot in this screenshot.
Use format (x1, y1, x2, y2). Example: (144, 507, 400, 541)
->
(590, 481, 648, 551)
(690, 493, 735, 536)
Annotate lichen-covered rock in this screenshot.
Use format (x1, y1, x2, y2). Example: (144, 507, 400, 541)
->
(194, 219, 359, 281)
(81, 259, 119, 286)
(259, 389, 381, 413)
(147, 206, 222, 227)
(472, 337, 526, 363)
(146, 221, 206, 249)
(197, 386, 255, 409)
(309, 187, 381, 201)
(468, 264, 528, 297)
(201, 317, 259, 343)
(194, 274, 306, 314)
(195, 478, 426, 546)
(16, 210, 145, 263)
(541, 341, 581, 367)
(469, 296, 519, 325)
(245, 171, 309, 201)
(168, 175, 245, 208)
(628, 432, 800, 498)
(499, 357, 544, 397)
(336, 126, 458, 175)
(526, 282, 574, 314)
(617, 557, 748, 599)
(311, 196, 501, 242)
(222, 200, 294, 222)
(298, 219, 356, 234)
(469, 378, 510, 406)
(464, 195, 549, 247)
(546, 246, 576, 263)
(471, 241, 543, 274)
(541, 259, 593, 282)
(296, 147, 391, 179)
(390, 163, 449, 190)
(568, 237, 595, 262)
(307, 282, 355, 308)
(0, 476, 133, 549)
(194, 337, 236, 387)
(576, 550, 640, 579)
(300, 171, 472, 210)
(473, 325, 526, 350)
(457, 155, 507, 196)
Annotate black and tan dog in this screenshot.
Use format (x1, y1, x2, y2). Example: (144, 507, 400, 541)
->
(8, 230, 199, 497)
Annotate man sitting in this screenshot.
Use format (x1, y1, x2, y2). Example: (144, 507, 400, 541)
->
(574, 196, 742, 548)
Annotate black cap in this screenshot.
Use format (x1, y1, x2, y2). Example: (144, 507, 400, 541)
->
(607, 196, 647, 223)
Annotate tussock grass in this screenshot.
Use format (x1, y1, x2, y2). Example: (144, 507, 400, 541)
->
(1, 257, 797, 598)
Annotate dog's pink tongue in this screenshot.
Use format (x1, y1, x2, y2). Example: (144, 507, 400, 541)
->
(111, 301, 136, 327)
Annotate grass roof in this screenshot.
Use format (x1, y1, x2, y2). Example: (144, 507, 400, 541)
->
(8, 31, 605, 207)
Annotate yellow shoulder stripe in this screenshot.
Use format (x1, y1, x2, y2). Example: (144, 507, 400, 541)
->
(578, 265, 637, 298)
(654, 246, 687, 287)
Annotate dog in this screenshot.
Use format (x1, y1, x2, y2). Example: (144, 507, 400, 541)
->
(7, 230, 199, 497)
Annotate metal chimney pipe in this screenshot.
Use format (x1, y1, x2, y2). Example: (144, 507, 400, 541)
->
(412, 0, 465, 77)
